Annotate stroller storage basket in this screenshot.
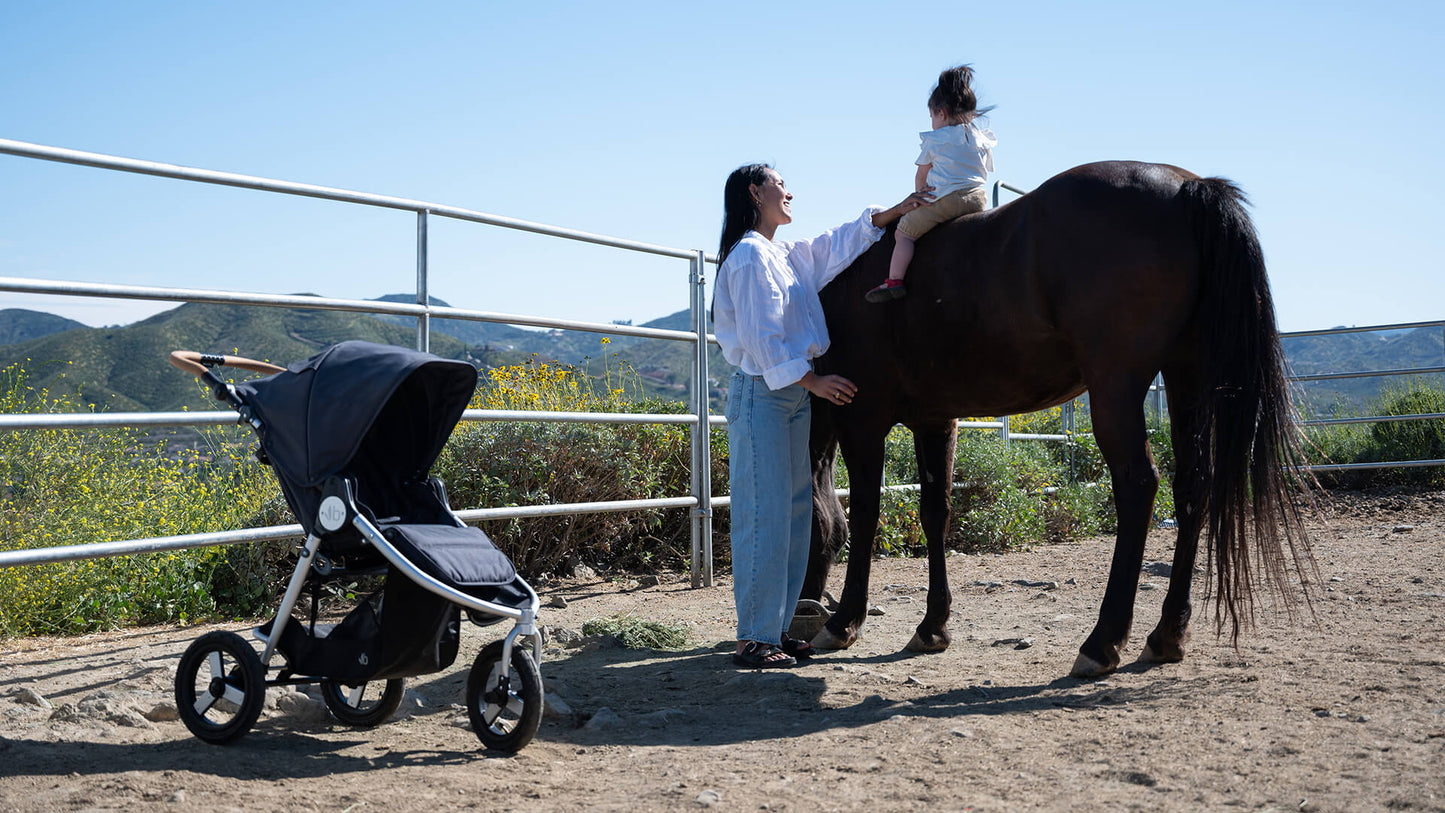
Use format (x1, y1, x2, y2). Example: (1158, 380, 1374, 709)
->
(261, 574, 463, 683)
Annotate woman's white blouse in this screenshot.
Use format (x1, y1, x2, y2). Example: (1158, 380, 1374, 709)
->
(713, 207, 884, 389)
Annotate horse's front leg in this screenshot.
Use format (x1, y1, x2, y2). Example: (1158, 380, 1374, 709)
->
(811, 420, 889, 651)
(905, 421, 958, 652)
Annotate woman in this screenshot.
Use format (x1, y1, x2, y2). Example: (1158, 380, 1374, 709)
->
(713, 163, 930, 668)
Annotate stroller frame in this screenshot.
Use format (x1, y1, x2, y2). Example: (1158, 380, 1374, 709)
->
(169, 345, 545, 752)
(257, 487, 542, 675)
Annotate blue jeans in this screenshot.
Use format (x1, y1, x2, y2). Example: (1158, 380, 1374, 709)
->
(726, 372, 812, 645)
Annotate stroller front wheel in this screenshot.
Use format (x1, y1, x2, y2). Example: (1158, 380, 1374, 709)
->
(320, 678, 406, 727)
(466, 640, 542, 752)
(174, 631, 267, 745)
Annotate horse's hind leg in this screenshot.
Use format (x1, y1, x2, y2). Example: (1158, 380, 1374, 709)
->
(905, 421, 958, 653)
(1142, 368, 1205, 663)
(1072, 376, 1159, 678)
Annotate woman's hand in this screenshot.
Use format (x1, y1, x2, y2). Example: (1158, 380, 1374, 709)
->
(800, 371, 858, 406)
(872, 187, 935, 227)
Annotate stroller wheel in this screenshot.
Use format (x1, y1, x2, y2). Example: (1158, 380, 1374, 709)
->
(320, 678, 406, 727)
(466, 640, 542, 752)
(174, 631, 266, 745)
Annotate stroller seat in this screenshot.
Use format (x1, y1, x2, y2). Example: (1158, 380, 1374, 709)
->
(381, 524, 517, 589)
(381, 524, 531, 614)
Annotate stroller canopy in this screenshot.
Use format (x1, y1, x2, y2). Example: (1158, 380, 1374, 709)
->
(235, 341, 477, 487)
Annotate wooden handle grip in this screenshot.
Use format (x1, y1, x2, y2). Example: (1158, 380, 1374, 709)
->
(169, 350, 285, 378)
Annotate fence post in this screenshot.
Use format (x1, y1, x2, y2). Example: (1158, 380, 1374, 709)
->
(416, 210, 430, 353)
(999, 414, 1010, 445)
(1152, 374, 1164, 429)
(1064, 400, 1076, 480)
(689, 250, 714, 588)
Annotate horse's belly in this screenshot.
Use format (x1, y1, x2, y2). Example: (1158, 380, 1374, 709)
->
(896, 336, 1086, 419)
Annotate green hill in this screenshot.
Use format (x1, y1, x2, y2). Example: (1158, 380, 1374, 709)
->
(0, 300, 470, 412)
(372, 294, 584, 355)
(5, 294, 1436, 418)
(0, 294, 725, 414)
(0, 309, 87, 345)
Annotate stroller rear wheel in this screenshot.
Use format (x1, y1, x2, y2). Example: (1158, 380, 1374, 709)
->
(466, 640, 542, 752)
(175, 631, 266, 745)
(320, 678, 406, 727)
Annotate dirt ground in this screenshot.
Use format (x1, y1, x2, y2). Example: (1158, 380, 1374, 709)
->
(1, 486, 1442, 812)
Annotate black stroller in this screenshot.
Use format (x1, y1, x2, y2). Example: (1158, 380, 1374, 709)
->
(169, 340, 543, 751)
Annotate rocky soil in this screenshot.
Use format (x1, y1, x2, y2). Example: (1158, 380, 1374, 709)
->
(1, 487, 1443, 812)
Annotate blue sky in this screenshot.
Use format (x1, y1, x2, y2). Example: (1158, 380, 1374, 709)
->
(1, 1, 1441, 334)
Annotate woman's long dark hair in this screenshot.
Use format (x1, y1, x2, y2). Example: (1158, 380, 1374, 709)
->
(718, 163, 771, 266)
(928, 64, 993, 122)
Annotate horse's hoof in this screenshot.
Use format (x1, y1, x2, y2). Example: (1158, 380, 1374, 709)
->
(1070, 651, 1117, 679)
(1139, 640, 1184, 664)
(1141, 624, 1189, 663)
(904, 631, 951, 653)
(810, 625, 855, 651)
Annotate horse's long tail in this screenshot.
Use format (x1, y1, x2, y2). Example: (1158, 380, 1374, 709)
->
(1183, 177, 1316, 641)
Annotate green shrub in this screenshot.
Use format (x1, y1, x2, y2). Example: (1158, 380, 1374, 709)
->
(0, 362, 282, 636)
(1046, 481, 1112, 540)
(945, 432, 1051, 552)
(580, 614, 691, 650)
(850, 422, 1125, 556)
(1369, 381, 1445, 485)
(1302, 379, 1445, 488)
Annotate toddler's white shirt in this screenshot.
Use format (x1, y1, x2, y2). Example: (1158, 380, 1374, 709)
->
(917, 121, 997, 199)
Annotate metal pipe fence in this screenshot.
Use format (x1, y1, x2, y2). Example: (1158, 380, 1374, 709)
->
(1055, 318, 1445, 473)
(1283, 319, 1445, 473)
(0, 138, 723, 585)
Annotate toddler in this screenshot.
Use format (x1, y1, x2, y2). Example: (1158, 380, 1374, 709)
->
(866, 65, 996, 303)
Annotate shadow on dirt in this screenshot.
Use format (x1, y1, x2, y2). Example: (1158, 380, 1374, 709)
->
(0, 639, 1194, 780)
(528, 639, 1190, 749)
(0, 731, 501, 780)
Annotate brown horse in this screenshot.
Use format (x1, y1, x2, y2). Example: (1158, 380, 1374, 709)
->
(803, 160, 1314, 678)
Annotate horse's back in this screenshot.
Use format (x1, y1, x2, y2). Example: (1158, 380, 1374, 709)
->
(819, 161, 1207, 418)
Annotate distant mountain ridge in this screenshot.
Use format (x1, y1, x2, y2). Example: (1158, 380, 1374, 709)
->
(1282, 328, 1444, 413)
(372, 294, 731, 403)
(0, 296, 1437, 415)
(0, 299, 471, 412)
(0, 309, 88, 345)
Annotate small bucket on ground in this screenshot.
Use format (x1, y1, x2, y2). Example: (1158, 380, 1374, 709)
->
(787, 598, 832, 641)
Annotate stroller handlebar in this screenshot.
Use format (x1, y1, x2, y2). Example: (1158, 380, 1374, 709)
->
(169, 350, 285, 378)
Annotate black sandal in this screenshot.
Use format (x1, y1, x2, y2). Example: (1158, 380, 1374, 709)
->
(780, 636, 815, 660)
(732, 641, 796, 669)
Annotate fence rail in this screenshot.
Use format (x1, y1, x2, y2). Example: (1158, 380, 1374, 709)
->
(0, 275, 695, 343)
(0, 139, 702, 261)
